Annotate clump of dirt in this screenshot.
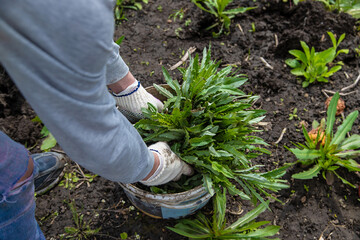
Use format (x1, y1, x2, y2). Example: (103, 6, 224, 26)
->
(0, 70, 41, 146)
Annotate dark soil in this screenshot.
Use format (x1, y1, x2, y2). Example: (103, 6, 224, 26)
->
(1, 1, 360, 239)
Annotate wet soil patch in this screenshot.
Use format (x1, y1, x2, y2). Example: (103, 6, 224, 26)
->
(1, 0, 360, 239)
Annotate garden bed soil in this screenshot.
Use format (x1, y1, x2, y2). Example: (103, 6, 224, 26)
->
(1, 0, 360, 239)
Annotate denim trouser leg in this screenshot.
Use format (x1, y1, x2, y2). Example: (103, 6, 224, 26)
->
(0, 132, 45, 240)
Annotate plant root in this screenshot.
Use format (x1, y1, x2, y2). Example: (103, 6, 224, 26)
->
(274, 34, 278, 47)
(322, 72, 359, 100)
(323, 89, 357, 96)
(341, 72, 360, 92)
(259, 57, 274, 70)
(236, 23, 244, 35)
(274, 128, 287, 145)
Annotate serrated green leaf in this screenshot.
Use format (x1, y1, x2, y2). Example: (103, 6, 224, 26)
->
(292, 164, 321, 179)
(339, 134, 360, 150)
(289, 148, 321, 160)
(331, 111, 358, 145)
(326, 92, 339, 137)
(228, 202, 268, 229)
(285, 58, 301, 68)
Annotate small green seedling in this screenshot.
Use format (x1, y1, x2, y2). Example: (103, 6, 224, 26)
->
(316, 0, 360, 19)
(32, 116, 57, 151)
(287, 92, 360, 187)
(169, 8, 185, 22)
(289, 108, 299, 120)
(114, 0, 148, 22)
(59, 172, 79, 190)
(115, 35, 125, 45)
(120, 232, 128, 239)
(355, 45, 360, 58)
(61, 200, 100, 240)
(285, 32, 349, 87)
(59, 171, 97, 190)
(249, 22, 256, 32)
(175, 27, 183, 37)
(191, 0, 256, 37)
(39, 211, 59, 226)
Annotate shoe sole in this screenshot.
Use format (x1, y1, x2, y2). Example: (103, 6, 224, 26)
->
(35, 171, 64, 195)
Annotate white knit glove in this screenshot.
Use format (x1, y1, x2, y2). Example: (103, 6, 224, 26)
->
(111, 80, 164, 123)
(141, 142, 194, 186)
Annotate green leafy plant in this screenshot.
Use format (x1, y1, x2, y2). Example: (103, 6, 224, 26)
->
(285, 32, 349, 87)
(288, 92, 360, 187)
(168, 189, 280, 239)
(317, 0, 360, 19)
(135, 47, 288, 205)
(31, 116, 57, 151)
(191, 0, 256, 37)
(114, 0, 148, 22)
(61, 200, 100, 240)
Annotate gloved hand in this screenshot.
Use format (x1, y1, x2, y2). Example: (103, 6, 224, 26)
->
(110, 80, 164, 123)
(141, 142, 194, 186)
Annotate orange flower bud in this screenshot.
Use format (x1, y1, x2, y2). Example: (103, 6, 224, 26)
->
(308, 128, 326, 146)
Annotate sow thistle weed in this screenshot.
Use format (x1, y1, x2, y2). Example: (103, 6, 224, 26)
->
(285, 32, 349, 88)
(288, 92, 360, 187)
(135, 47, 288, 205)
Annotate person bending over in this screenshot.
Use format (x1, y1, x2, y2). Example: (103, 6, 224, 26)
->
(0, 1, 192, 239)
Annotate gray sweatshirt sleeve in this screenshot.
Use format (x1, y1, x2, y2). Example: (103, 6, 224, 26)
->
(0, 0, 154, 183)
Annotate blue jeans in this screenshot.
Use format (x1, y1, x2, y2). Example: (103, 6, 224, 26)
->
(0, 132, 45, 240)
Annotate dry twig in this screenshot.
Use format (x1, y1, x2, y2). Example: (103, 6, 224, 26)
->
(169, 47, 196, 70)
(323, 89, 357, 96)
(341, 72, 360, 92)
(51, 149, 66, 154)
(75, 163, 91, 187)
(259, 57, 274, 70)
(236, 23, 244, 35)
(322, 89, 330, 98)
(274, 128, 287, 145)
(274, 34, 278, 47)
